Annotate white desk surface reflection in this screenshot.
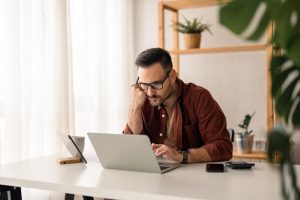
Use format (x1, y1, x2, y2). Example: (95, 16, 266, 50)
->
(0, 154, 297, 200)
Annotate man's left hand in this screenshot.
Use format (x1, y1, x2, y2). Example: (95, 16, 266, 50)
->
(152, 143, 182, 163)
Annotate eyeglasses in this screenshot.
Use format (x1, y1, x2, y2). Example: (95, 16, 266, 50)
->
(136, 70, 171, 90)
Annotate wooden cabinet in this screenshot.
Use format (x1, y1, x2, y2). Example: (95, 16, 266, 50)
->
(158, 0, 274, 131)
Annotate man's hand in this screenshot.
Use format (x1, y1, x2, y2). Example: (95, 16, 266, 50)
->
(131, 84, 146, 109)
(126, 85, 146, 134)
(152, 143, 182, 163)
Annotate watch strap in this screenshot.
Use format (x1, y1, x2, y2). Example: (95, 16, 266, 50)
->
(181, 150, 188, 164)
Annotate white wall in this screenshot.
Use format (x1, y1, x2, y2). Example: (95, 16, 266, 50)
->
(133, 0, 268, 145)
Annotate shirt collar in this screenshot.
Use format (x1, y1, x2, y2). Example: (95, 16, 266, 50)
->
(175, 78, 183, 102)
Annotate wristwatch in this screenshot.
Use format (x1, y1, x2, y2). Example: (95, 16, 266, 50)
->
(180, 150, 188, 164)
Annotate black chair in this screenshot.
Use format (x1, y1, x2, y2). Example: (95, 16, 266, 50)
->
(65, 194, 94, 200)
(0, 185, 22, 200)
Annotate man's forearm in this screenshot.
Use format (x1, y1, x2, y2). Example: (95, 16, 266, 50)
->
(187, 148, 212, 163)
(127, 106, 143, 134)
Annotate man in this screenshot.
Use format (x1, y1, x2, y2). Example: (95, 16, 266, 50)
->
(123, 48, 232, 163)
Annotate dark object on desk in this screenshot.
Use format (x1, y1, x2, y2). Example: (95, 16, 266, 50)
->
(224, 161, 255, 169)
(206, 163, 224, 172)
(67, 135, 87, 163)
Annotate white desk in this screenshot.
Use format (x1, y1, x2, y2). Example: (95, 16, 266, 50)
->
(0, 154, 298, 200)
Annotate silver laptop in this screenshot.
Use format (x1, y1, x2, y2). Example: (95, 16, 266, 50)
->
(87, 133, 181, 173)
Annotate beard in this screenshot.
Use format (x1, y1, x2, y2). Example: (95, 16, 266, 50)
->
(147, 95, 163, 106)
(147, 87, 174, 107)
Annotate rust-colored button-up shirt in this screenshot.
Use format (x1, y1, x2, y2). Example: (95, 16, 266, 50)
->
(124, 78, 232, 161)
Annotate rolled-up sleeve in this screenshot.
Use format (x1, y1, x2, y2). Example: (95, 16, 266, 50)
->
(196, 90, 233, 161)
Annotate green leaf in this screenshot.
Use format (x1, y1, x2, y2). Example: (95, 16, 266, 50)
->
(271, 56, 295, 97)
(272, 66, 297, 97)
(173, 15, 211, 34)
(287, 35, 300, 66)
(292, 96, 300, 128)
(219, 0, 261, 35)
(273, 0, 300, 49)
(271, 55, 300, 127)
(270, 56, 287, 76)
(275, 78, 298, 122)
(247, 8, 271, 40)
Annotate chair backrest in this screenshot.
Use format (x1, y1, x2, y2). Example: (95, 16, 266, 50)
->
(227, 128, 235, 142)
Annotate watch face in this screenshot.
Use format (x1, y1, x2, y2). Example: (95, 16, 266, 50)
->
(181, 150, 188, 164)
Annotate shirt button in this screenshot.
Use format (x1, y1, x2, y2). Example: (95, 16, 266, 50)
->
(162, 114, 165, 118)
(159, 133, 163, 137)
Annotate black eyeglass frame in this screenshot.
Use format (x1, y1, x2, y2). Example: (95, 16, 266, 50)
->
(136, 70, 171, 90)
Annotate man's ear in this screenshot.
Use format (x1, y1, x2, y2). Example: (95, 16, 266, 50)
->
(170, 69, 177, 84)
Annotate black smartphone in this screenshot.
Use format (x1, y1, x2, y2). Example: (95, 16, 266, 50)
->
(206, 163, 224, 172)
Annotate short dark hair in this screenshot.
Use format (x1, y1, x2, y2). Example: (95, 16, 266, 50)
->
(135, 48, 173, 72)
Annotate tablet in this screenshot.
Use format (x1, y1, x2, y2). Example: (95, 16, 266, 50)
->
(56, 131, 87, 163)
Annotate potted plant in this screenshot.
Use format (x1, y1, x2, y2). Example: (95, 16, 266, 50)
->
(220, 0, 300, 199)
(172, 16, 212, 49)
(236, 112, 255, 154)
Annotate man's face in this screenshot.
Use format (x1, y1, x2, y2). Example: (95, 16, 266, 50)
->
(137, 63, 174, 106)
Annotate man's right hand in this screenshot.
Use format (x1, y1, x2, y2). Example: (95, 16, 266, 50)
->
(126, 84, 146, 134)
(131, 84, 146, 109)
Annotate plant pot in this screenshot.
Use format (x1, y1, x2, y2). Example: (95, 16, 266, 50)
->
(183, 33, 201, 49)
(235, 134, 254, 154)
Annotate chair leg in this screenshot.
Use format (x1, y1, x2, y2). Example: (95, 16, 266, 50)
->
(83, 196, 94, 200)
(0, 186, 22, 200)
(65, 194, 94, 200)
(0, 190, 8, 200)
(65, 193, 74, 200)
(9, 187, 22, 200)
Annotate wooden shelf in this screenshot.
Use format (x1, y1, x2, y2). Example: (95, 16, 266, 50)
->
(233, 151, 267, 160)
(160, 0, 230, 10)
(169, 44, 267, 54)
(158, 0, 274, 130)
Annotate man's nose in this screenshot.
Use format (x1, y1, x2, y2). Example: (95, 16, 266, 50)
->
(146, 86, 155, 96)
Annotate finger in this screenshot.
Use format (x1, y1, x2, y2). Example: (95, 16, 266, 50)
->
(132, 84, 143, 91)
(154, 145, 170, 155)
(134, 86, 145, 94)
(157, 145, 171, 153)
(154, 148, 176, 161)
(154, 148, 161, 156)
(131, 84, 138, 88)
(159, 150, 176, 161)
(155, 149, 168, 157)
(152, 143, 163, 149)
(156, 147, 171, 156)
